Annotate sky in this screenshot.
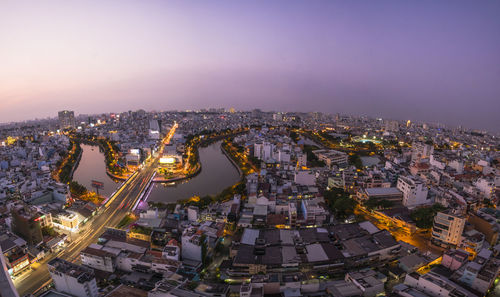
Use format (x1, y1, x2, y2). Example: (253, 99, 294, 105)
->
(1, 0, 499, 131)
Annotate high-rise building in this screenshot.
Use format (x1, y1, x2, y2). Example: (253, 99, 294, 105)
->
(58, 110, 75, 129)
(10, 205, 48, 246)
(12, 209, 43, 245)
(431, 210, 466, 247)
(384, 120, 399, 132)
(149, 119, 161, 139)
(48, 258, 98, 297)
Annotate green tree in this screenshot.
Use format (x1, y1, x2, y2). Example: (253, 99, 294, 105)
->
(410, 204, 446, 229)
(365, 198, 394, 210)
(348, 154, 363, 169)
(323, 188, 357, 219)
(69, 181, 88, 197)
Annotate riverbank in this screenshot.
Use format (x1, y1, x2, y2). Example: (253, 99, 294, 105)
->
(53, 139, 83, 183)
(72, 144, 121, 198)
(78, 139, 130, 181)
(220, 143, 243, 178)
(146, 140, 243, 204)
(221, 139, 259, 176)
(153, 129, 247, 184)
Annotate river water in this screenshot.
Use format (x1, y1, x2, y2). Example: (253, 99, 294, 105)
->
(72, 144, 119, 197)
(73, 141, 240, 202)
(147, 141, 241, 203)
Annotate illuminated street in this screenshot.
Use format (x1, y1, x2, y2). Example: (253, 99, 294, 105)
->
(15, 125, 176, 296)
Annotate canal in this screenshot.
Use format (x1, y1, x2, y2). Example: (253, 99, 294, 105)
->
(73, 144, 118, 197)
(148, 141, 241, 203)
(73, 141, 241, 202)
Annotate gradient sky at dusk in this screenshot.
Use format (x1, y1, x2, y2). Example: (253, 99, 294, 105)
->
(1, 1, 499, 131)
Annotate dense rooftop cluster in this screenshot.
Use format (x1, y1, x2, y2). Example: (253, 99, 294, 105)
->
(0, 109, 499, 297)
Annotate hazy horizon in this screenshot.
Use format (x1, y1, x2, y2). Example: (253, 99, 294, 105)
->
(1, 1, 499, 132)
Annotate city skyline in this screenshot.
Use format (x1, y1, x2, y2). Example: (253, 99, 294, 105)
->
(1, 108, 495, 135)
(1, 1, 500, 131)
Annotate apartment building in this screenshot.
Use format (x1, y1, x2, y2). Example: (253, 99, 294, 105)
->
(48, 258, 98, 297)
(396, 175, 430, 208)
(431, 211, 466, 247)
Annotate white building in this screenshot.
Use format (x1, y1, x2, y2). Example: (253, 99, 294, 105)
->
(411, 142, 434, 161)
(80, 246, 116, 273)
(429, 155, 446, 170)
(187, 206, 199, 222)
(345, 270, 384, 297)
(396, 176, 430, 208)
(254, 142, 273, 162)
(448, 159, 464, 174)
(474, 178, 495, 199)
(313, 149, 348, 168)
(48, 258, 98, 297)
(431, 211, 466, 247)
(181, 228, 203, 262)
(385, 120, 399, 132)
(53, 211, 80, 232)
(301, 200, 326, 225)
(404, 271, 477, 297)
(294, 171, 316, 186)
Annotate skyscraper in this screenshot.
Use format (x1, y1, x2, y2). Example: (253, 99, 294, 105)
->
(58, 110, 75, 129)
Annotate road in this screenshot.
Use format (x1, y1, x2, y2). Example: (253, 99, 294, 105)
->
(355, 205, 443, 255)
(15, 125, 176, 296)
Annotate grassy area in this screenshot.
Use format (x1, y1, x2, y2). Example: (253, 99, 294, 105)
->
(130, 225, 152, 235)
(117, 214, 136, 229)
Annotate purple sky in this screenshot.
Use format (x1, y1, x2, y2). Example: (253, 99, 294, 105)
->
(1, 1, 499, 131)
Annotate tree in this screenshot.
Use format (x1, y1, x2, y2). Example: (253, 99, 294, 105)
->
(332, 197, 357, 219)
(365, 198, 394, 210)
(42, 226, 58, 237)
(289, 131, 300, 142)
(323, 188, 357, 220)
(69, 181, 88, 197)
(200, 234, 208, 268)
(410, 204, 445, 229)
(348, 154, 363, 169)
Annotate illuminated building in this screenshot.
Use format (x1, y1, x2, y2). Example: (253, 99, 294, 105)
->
(1, 232, 31, 279)
(159, 155, 182, 170)
(52, 211, 80, 232)
(0, 245, 19, 297)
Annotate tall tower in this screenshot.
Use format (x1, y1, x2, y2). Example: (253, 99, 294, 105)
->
(58, 110, 76, 129)
(0, 246, 19, 297)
